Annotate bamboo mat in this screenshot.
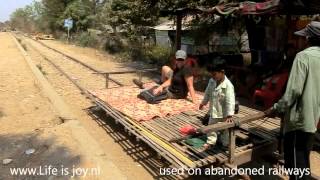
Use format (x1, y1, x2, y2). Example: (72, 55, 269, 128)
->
(89, 82, 207, 121)
(141, 105, 280, 166)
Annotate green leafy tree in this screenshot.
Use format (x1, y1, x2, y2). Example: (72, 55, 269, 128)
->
(60, 0, 95, 32)
(41, 0, 74, 32)
(98, 0, 160, 37)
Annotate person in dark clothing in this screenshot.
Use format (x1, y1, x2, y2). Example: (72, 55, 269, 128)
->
(134, 50, 196, 103)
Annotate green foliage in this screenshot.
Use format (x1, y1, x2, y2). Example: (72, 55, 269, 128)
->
(128, 44, 145, 61)
(145, 45, 171, 65)
(156, 0, 220, 10)
(121, 42, 171, 65)
(57, 33, 69, 41)
(41, 0, 73, 32)
(104, 36, 124, 54)
(60, 0, 94, 32)
(98, 0, 159, 37)
(75, 32, 99, 47)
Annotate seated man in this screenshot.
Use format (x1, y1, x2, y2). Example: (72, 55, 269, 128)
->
(134, 50, 196, 103)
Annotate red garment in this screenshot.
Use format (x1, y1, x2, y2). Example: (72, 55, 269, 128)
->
(253, 71, 289, 108)
(179, 124, 197, 135)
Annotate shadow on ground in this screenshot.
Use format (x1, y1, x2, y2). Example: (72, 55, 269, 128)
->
(0, 132, 81, 180)
(87, 106, 177, 180)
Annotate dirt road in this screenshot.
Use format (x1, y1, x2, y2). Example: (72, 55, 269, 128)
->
(0, 32, 126, 180)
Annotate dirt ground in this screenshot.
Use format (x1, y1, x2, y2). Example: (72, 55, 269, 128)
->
(0, 32, 124, 180)
(1, 31, 319, 180)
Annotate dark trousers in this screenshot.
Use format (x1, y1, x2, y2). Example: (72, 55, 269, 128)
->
(284, 130, 315, 180)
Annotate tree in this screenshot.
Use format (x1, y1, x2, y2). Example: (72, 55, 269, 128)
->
(98, 0, 159, 37)
(41, 0, 74, 32)
(60, 0, 95, 32)
(10, 0, 47, 32)
(10, 7, 34, 32)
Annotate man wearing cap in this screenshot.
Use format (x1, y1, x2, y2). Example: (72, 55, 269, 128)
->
(265, 21, 320, 180)
(134, 50, 196, 103)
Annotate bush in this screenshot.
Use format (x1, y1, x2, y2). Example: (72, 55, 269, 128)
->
(57, 33, 69, 42)
(116, 44, 171, 65)
(145, 45, 171, 65)
(101, 34, 171, 66)
(104, 36, 124, 54)
(75, 32, 99, 48)
(128, 44, 145, 62)
(117, 51, 131, 62)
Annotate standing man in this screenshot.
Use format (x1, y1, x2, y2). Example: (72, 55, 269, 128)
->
(265, 21, 320, 180)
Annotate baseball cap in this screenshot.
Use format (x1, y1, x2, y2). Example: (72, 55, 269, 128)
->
(294, 21, 320, 38)
(175, 50, 187, 60)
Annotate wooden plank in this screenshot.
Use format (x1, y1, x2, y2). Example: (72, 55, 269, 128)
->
(147, 119, 178, 138)
(180, 142, 210, 166)
(236, 131, 250, 141)
(180, 142, 216, 163)
(141, 122, 171, 141)
(200, 112, 266, 134)
(233, 141, 277, 166)
(228, 129, 236, 164)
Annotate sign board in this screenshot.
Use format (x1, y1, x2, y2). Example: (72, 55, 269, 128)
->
(64, 18, 73, 41)
(64, 18, 73, 29)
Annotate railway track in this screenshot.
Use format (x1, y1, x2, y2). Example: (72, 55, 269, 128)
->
(17, 34, 122, 89)
(12, 33, 178, 179)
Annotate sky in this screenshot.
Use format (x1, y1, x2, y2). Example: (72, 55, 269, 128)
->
(0, 0, 34, 22)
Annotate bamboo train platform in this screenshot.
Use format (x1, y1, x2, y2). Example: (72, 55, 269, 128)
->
(88, 80, 281, 175)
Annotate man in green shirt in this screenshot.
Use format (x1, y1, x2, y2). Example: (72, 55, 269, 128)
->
(265, 21, 320, 180)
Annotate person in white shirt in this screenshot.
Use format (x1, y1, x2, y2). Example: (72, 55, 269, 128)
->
(199, 58, 235, 149)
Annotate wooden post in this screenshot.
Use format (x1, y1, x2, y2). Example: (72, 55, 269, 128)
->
(175, 14, 182, 51)
(228, 128, 236, 164)
(105, 73, 109, 88)
(67, 27, 70, 43)
(278, 117, 285, 155)
(138, 71, 142, 82)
